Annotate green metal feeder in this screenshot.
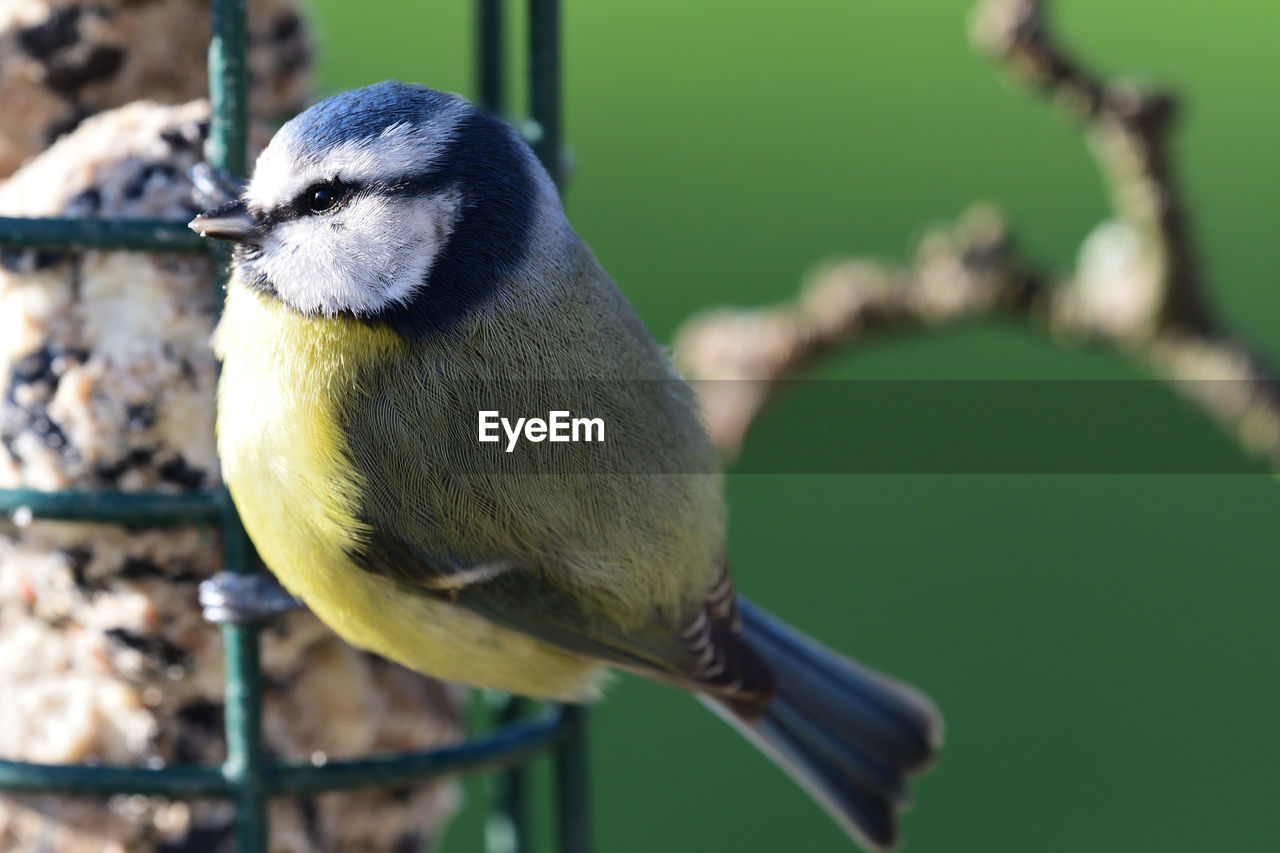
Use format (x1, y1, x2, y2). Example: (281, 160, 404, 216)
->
(0, 2, 589, 851)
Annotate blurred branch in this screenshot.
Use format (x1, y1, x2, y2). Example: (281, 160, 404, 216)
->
(674, 207, 1053, 452)
(675, 0, 1280, 467)
(972, 0, 1207, 333)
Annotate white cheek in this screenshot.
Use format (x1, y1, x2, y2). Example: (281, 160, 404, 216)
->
(252, 191, 461, 316)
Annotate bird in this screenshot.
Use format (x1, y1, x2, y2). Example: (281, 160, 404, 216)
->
(191, 80, 942, 850)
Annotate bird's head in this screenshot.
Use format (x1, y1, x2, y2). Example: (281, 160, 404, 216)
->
(191, 81, 564, 337)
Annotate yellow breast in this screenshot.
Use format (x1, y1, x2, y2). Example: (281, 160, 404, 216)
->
(213, 281, 602, 699)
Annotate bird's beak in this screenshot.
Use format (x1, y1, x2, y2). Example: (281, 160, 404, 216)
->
(189, 199, 261, 244)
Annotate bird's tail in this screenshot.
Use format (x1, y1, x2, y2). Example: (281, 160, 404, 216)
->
(702, 598, 943, 851)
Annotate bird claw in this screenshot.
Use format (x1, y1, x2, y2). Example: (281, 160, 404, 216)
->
(199, 570, 305, 623)
(189, 163, 247, 209)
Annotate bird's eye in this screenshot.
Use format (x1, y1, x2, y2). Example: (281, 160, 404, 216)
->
(305, 183, 343, 214)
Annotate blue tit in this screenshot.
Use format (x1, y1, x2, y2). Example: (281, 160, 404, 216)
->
(191, 81, 941, 850)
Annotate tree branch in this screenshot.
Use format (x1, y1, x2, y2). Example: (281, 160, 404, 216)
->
(674, 0, 1280, 469)
(972, 0, 1207, 335)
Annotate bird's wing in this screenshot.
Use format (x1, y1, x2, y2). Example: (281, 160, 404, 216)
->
(335, 250, 772, 705)
(353, 528, 774, 710)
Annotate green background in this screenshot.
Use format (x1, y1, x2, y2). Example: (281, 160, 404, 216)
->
(304, 2, 1280, 851)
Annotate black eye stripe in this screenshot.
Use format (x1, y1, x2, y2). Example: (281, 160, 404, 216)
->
(255, 171, 447, 228)
(368, 171, 449, 198)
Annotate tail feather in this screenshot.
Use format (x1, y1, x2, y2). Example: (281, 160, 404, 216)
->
(704, 598, 943, 851)
(763, 697, 908, 805)
(741, 599, 941, 770)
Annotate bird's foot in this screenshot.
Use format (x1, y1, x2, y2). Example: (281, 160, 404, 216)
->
(199, 570, 305, 624)
(189, 163, 247, 209)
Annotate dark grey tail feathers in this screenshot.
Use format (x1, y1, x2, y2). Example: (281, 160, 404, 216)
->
(703, 598, 942, 851)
